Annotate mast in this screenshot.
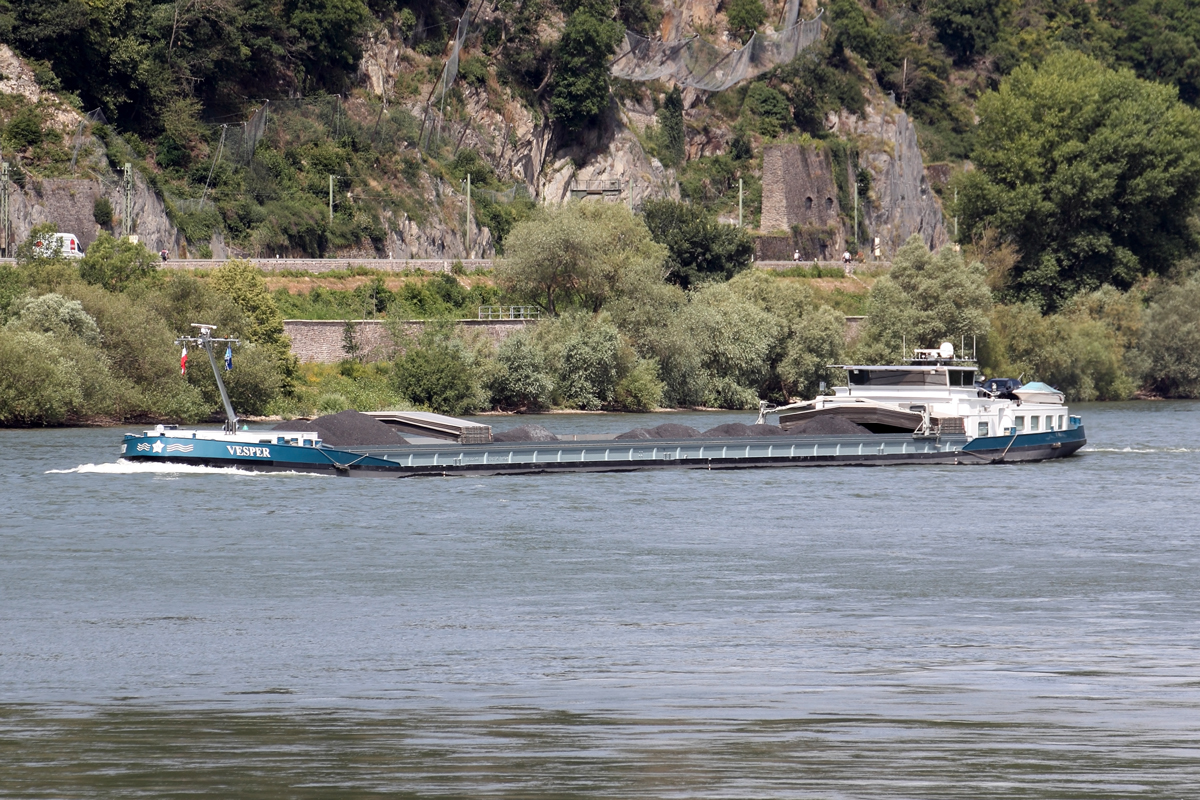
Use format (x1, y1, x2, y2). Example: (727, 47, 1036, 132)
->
(176, 324, 241, 433)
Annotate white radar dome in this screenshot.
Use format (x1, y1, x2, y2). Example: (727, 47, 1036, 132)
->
(939, 341, 955, 359)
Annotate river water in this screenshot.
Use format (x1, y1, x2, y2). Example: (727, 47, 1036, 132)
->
(2, 403, 1199, 798)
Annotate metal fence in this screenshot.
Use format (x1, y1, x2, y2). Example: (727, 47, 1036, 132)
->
(478, 306, 541, 320)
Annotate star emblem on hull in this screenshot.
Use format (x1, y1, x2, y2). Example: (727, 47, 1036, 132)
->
(152, 439, 164, 453)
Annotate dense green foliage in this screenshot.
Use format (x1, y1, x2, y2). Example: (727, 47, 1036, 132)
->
(550, 3, 623, 131)
(641, 200, 754, 289)
(7, 0, 1200, 419)
(956, 52, 1200, 309)
(79, 234, 159, 292)
(656, 87, 685, 167)
(0, 0, 374, 132)
(725, 0, 766, 41)
(855, 235, 992, 364)
(1139, 277, 1200, 398)
(392, 322, 486, 415)
(0, 239, 316, 424)
(499, 202, 666, 313)
(274, 274, 501, 320)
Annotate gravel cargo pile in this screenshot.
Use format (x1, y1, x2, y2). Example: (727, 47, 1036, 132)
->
(615, 423, 702, 440)
(784, 416, 871, 435)
(702, 422, 788, 437)
(274, 410, 409, 446)
(492, 424, 559, 442)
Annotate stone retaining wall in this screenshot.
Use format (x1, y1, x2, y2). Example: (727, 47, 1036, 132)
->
(754, 260, 891, 273)
(166, 258, 494, 273)
(284, 318, 532, 363)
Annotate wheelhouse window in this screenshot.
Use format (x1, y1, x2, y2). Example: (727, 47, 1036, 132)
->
(848, 369, 948, 387)
(1046, 415, 1054, 431)
(948, 369, 975, 387)
(1030, 416, 1039, 431)
(1015, 416, 1025, 431)
(1058, 415, 1065, 430)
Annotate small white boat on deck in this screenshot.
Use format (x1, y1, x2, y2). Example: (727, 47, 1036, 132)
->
(1014, 382, 1066, 405)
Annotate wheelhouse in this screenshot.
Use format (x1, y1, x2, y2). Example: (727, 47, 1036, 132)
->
(846, 366, 976, 388)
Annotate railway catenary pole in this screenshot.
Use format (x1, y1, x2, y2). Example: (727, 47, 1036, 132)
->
(122, 163, 134, 238)
(0, 162, 8, 257)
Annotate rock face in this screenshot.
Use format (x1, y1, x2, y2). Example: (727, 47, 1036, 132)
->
(0, 45, 82, 129)
(540, 106, 678, 207)
(760, 144, 842, 232)
(828, 101, 949, 254)
(5, 172, 183, 256)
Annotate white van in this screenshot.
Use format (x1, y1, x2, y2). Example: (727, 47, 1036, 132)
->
(33, 233, 85, 259)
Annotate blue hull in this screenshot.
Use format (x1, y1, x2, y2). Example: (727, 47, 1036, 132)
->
(121, 426, 1087, 477)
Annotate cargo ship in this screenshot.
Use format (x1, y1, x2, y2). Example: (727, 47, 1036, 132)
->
(120, 329, 1085, 476)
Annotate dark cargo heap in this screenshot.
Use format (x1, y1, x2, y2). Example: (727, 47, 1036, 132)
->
(275, 410, 409, 447)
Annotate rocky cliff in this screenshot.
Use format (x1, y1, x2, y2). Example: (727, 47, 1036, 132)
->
(829, 101, 949, 253)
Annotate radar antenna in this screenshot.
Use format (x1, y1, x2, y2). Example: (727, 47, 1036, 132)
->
(176, 324, 241, 433)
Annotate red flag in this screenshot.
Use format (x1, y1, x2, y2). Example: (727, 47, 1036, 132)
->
(181, 346, 188, 375)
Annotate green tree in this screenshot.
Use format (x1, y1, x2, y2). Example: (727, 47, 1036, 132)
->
(556, 319, 620, 409)
(5, 293, 101, 346)
(498, 201, 666, 313)
(956, 52, 1200, 309)
(550, 4, 623, 132)
(616, 0, 663, 35)
(657, 86, 685, 167)
(392, 324, 485, 414)
(79, 233, 158, 292)
(930, 0, 1013, 64)
(3, 107, 44, 148)
(985, 302, 1135, 401)
(207, 259, 294, 375)
(641, 199, 753, 289)
(93, 197, 114, 227)
(486, 333, 554, 410)
(725, 0, 766, 41)
(1103, 0, 1200, 106)
(284, 0, 371, 86)
(855, 235, 992, 363)
(744, 82, 790, 137)
(0, 329, 84, 424)
(1139, 276, 1200, 397)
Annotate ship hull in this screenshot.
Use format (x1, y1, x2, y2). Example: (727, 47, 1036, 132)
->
(121, 426, 1087, 477)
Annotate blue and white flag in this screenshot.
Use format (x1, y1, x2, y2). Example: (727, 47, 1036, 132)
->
(224, 346, 232, 372)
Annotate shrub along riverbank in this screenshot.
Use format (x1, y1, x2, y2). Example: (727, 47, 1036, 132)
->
(3, 205, 1200, 427)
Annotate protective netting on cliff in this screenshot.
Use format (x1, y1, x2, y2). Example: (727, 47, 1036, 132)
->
(433, 2, 474, 106)
(224, 102, 269, 166)
(611, 9, 823, 92)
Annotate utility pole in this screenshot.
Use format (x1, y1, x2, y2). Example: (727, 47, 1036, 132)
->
(0, 162, 8, 257)
(853, 178, 858, 252)
(122, 163, 134, 239)
(738, 178, 744, 228)
(329, 174, 334, 224)
(465, 172, 471, 259)
(954, 187, 959, 241)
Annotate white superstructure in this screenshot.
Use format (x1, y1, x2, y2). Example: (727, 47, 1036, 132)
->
(767, 343, 1078, 441)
